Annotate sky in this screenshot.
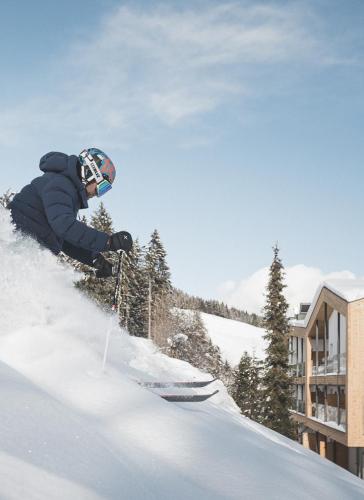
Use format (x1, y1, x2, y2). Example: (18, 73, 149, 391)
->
(1, 0, 364, 313)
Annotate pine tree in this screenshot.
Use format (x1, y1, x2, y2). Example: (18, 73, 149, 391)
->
(233, 352, 263, 422)
(90, 203, 113, 232)
(75, 203, 116, 311)
(0, 190, 15, 208)
(145, 229, 172, 344)
(119, 240, 149, 337)
(145, 229, 171, 294)
(261, 244, 294, 438)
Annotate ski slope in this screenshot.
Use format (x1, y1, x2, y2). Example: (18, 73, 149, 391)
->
(1, 207, 364, 500)
(201, 312, 267, 365)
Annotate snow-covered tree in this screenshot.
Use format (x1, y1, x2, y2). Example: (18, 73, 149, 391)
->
(0, 190, 15, 208)
(119, 240, 149, 337)
(167, 310, 226, 378)
(233, 352, 263, 422)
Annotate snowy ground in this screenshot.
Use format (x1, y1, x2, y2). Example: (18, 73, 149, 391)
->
(201, 312, 267, 365)
(1, 207, 364, 499)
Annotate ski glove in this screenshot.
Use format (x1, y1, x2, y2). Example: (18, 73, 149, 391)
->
(108, 231, 133, 253)
(93, 254, 114, 279)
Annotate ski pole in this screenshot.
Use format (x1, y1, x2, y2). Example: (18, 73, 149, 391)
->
(102, 251, 124, 371)
(112, 250, 124, 311)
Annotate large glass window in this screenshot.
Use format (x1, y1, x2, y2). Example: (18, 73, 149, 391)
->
(339, 386, 346, 427)
(313, 307, 346, 376)
(326, 386, 338, 424)
(339, 314, 346, 374)
(316, 327, 326, 375)
(297, 384, 305, 414)
(316, 385, 326, 421)
(289, 336, 305, 377)
(310, 384, 317, 417)
(327, 311, 339, 374)
(291, 384, 305, 413)
(310, 384, 346, 431)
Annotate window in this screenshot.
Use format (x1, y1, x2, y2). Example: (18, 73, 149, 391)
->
(327, 311, 339, 374)
(339, 314, 346, 374)
(326, 386, 338, 424)
(289, 336, 305, 377)
(314, 306, 347, 376)
(297, 384, 305, 414)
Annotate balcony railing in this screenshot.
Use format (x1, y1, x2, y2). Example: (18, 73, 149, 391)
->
(310, 403, 346, 430)
(339, 409, 346, 427)
(289, 363, 306, 377)
(326, 405, 338, 425)
(317, 403, 325, 421)
(297, 400, 305, 414)
(311, 354, 346, 376)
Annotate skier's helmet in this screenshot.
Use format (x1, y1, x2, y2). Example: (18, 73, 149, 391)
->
(78, 148, 116, 197)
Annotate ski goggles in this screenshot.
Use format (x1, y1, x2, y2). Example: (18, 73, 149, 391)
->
(96, 176, 112, 197)
(79, 149, 112, 198)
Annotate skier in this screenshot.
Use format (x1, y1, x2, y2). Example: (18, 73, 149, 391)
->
(8, 148, 133, 278)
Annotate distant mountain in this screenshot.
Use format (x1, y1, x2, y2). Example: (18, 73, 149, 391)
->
(172, 288, 263, 327)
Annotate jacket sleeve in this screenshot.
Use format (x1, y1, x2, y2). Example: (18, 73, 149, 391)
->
(41, 176, 109, 253)
(62, 241, 98, 266)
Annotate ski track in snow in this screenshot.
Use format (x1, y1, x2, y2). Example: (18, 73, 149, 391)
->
(1, 207, 364, 499)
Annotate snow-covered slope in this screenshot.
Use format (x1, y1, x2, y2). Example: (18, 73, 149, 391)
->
(1, 208, 364, 500)
(201, 312, 266, 365)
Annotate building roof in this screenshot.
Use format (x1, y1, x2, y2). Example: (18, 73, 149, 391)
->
(290, 279, 364, 328)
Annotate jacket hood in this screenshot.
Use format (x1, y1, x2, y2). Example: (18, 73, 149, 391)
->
(39, 152, 88, 209)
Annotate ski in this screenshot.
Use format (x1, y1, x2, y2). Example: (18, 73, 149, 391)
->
(138, 378, 217, 389)
(160, 390, 219, 403)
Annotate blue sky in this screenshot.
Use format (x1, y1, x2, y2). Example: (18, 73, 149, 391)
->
(1, 0, 364, 310)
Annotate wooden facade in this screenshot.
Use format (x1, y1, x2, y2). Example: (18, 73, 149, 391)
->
(290, 285, 364, 477)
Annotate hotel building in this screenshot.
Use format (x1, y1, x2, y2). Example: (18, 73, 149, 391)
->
(289, 280, 364, 477)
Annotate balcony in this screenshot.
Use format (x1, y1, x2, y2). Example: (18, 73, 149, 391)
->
(289, 362, 306, 378)
(312, 353, 346, 376)
(297, 400, 305, 414)
(310, 386, 346, 431)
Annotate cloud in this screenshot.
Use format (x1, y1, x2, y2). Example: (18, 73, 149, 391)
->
(0, 2, 343, 147)
(218, 264, 357, 315)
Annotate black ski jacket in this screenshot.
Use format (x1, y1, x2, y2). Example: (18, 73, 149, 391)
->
(8, 152, 109, 265)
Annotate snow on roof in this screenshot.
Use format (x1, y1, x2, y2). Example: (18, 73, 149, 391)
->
(290, 278, 364, 328)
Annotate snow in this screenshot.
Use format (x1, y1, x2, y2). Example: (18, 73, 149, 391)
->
(290, 278, 364, 328)
(200, 312, 267, 365)
(1, 207, 364, 499)
(323, 278, 364, 303)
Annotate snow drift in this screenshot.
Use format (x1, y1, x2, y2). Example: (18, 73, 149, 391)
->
(1, 207, 364, 500)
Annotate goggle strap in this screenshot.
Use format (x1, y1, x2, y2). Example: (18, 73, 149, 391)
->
(79, 149, 104, 184)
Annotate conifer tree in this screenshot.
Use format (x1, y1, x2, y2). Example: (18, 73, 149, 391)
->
(0, 190, 14, 208)
(76, 203, 116, 310)
(145, 229, 172, 344)
(119, 240, 149, 337)
(145, 229, 171, 294)
(261, 244, 294, 437)
(233, 352, 263, 422)
(60, 214, 89, 270)
(90, 203, 113, 233)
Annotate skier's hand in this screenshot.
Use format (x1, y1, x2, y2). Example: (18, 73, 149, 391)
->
(108, 231, 133, 253)
(93, 254, 114, 279)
